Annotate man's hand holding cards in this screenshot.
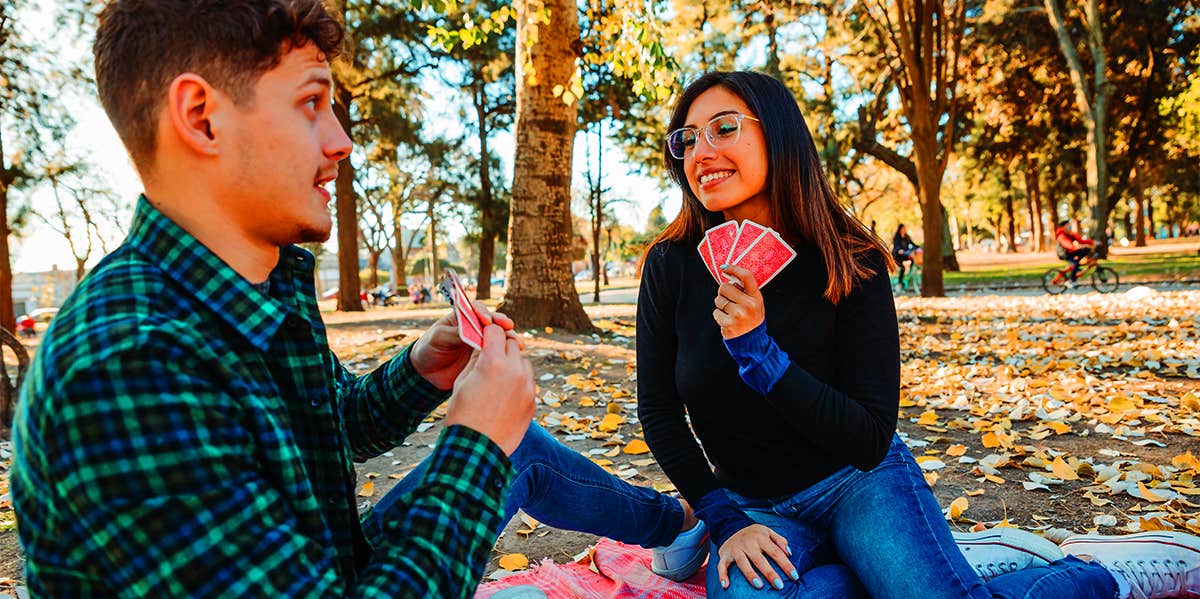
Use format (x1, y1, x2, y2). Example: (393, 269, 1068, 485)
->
(697, 219, 796, 288)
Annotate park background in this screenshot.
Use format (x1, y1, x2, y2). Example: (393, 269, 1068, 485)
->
(2, 0, 1200, 594)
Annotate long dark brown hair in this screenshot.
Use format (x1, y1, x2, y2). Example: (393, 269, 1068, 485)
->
(644, 71, 893, 304)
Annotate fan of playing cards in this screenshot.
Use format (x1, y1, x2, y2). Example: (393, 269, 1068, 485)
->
(439, 269, 485, 350)
(697, 219, 797, 288)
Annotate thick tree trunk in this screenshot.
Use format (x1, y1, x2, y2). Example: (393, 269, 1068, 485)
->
(368, 250, 380, 289)
(498, 0, 593, 332)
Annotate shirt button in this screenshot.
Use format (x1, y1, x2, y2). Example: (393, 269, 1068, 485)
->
(491, 477, 503, 490)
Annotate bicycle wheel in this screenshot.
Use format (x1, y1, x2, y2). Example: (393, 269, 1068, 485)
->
(1091, 266, 1119, 293)
(1042, 268, 1067, 294)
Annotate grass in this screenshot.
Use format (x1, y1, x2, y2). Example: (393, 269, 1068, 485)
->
(943, 252, 1200, 287)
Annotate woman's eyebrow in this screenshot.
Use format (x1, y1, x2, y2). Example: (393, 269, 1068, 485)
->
(685, 109, 740, 129)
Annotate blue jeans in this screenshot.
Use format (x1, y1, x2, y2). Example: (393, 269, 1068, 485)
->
(708, 435, 1116, 599)
(364, 422, 684, 551)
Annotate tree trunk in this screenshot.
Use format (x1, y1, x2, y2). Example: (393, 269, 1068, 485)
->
(368, 250, 380, 289)
(0, 325, 30, 430)
(473, 77, 497, 300)
(1003, 170, 1017, 253)
(427, 199, 439, 281)
(1132, 166, 1146, 247)
(0, 126, 14, 333)
(498, 0, 593, 332)
(332, 77, 362, 312)
(1023, 159, 1042, 251)
(1044, 0, 1112, 257)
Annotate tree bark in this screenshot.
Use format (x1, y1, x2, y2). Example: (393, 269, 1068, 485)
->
(330, 2, 362, 312)
(498, 0, 593, 332)
(1044, 0, 1112, 256)
(1023, 159, 1042, 251)
(0, 125, 15, 333)
(473, 76, 497, 300)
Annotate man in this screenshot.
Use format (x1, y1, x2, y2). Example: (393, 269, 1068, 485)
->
(11, 1, 691, 596)
(1054, 219, 1095, 286)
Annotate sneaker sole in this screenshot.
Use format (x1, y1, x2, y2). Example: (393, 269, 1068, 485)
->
(651, 531, 711, 581)
(1061, 531, 1200, 555)
(953, 529, 1065, 564)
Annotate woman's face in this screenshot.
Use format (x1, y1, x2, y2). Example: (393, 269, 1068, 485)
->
(681, 86, 769, 222)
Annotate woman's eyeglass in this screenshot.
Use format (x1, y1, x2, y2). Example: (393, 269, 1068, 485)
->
(665, 113, 760, 160)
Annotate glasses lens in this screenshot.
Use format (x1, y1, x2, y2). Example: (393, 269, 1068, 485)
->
(708, 114, 742, 147)
(667, 129, 697, 159)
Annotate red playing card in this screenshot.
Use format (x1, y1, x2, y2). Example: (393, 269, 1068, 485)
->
(704, 221, 740, 268)
(732, 230, 796, 288)
(444, 270, 484, 349)
(697, 238, 721, 282)
(727, 220, 768, 265)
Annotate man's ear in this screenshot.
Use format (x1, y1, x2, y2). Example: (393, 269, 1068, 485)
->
(165, 73, 221, 157)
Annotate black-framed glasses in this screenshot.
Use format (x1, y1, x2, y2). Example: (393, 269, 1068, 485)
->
(666, 113, 761, 160)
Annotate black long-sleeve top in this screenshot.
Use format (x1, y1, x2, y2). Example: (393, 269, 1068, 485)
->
(636, 239, 900, 503)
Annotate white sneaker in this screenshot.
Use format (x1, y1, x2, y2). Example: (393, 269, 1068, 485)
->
(1060, 531, 1200, 599)
(954, 528, 1065, 581)
(651, 519, 709, 581)
(1066, 280, 1077, 289)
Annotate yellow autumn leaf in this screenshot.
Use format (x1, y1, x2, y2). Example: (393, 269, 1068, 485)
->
(1172, 452, 1200, 472)
(1182, 393, 1200, 412)
(946, 445, 967, 457)
(1107, 396, 1137, 412)
(1046, 421, 1071, 435)
(966, 488, 985, 497)
(598, 413, 624, 432)
(358, 481, 375, 497)
(948, 496, 969, 520)
(579, 398, 596, 407)
(917, 410, 938, 426)
(1050, 457, 1080, 481)
(498, 553, 530, 571)
(1138, 481, 1169, 502)
(981, 432, 1000, 448)
(623, 439, 651, 455)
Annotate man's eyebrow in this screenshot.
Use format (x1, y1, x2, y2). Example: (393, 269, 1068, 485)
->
(685, 109, 739, 129)
(299, 73, 332, 90)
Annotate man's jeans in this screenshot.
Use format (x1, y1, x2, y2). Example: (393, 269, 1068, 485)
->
(709, 435, 1117, 599)
(364, 422, 683, 551)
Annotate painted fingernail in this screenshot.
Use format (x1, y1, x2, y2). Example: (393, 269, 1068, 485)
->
(720, 264, 729, 270)
(785, 545, 792, 557)
(752, 577, 763, 589)
(722, 580, 729, 589)
(772, 578, 784, 590)
(790, 569, 799, 580)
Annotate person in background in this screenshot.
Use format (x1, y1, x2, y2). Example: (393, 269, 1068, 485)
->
(1055, 219, 1095, 288)
(891, 224, 920, 289)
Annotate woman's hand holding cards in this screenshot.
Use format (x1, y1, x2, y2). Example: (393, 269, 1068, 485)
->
(713, 264, 765, 339)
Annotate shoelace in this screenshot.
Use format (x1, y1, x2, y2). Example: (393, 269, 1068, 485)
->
(973, 561, 1019, 581)
(1111, 559, 1187, 599)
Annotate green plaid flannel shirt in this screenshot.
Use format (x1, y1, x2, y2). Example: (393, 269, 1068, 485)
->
(12, 197, 513, 597)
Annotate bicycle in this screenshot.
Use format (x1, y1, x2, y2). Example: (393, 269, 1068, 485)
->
(893, 248, 923, 294)
(1041, 253, 1119, 294)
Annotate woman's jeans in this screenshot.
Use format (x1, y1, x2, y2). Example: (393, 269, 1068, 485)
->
(364, 422, 684, 550)
(708, 434, 1116, 599)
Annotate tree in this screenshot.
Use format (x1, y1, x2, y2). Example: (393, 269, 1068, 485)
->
(1042, 0, 1113, 255)
(858, 0, 970, 296)
(432, 0, 517, 300)
(330, 0, 431, 311)
(1, 1, 77, 332)
(37, 155, 124, 281)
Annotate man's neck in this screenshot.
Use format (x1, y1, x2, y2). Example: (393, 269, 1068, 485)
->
(142, 187, 279, 283)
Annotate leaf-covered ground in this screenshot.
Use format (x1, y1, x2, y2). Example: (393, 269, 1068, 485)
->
(2, 289, 1198, 587)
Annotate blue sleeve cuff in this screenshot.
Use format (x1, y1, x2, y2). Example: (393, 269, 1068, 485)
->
(694, 489, 756, 549)
(722, 322, 790, 395)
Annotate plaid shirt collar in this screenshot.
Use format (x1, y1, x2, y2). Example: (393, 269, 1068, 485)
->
(126, 195, 314, 351)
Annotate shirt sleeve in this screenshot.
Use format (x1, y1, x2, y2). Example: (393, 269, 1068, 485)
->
(46, 329, 510, 598)
(763, 254, 900, 470)
(636, 245, 726, 504)
(335, 343, 451, 461)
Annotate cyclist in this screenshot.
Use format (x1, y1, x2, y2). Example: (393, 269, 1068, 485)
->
(1054, 220, 1095, 288)
(892, 224, 920, 289)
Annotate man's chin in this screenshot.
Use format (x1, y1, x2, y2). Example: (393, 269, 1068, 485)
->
(294, 226, 332, 244)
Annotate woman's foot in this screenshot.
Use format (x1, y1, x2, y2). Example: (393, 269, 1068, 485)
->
(953, 528, 1064, 581)
(651, 519, 709, 581)
(1060, 531, 1200, 599)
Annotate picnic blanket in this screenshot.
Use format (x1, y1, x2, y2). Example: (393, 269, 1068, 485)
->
(475, 538, 707, 599)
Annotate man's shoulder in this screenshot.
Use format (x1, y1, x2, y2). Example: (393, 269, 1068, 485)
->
(39, 245, 204, 374)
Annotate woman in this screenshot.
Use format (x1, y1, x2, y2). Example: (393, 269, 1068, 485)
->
(891, 224, 919, 289)
(637, 71, 1199, 598)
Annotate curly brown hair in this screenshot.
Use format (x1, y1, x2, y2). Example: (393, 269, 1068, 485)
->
(94, 0, 343, 174)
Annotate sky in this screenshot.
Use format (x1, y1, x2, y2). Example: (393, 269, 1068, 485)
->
(9, 5, 679, 274)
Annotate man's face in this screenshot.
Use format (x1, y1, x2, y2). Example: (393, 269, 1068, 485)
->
(219, 42, 351, 246)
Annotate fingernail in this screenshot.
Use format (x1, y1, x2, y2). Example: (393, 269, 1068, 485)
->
(752, 577, 763, 589)
(785, 545, 792, 557)
(790, 569, 799, 580)
(722, 580, 729, 589)
(720, 264, 729, 270)
(772, 578, 784, 590)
